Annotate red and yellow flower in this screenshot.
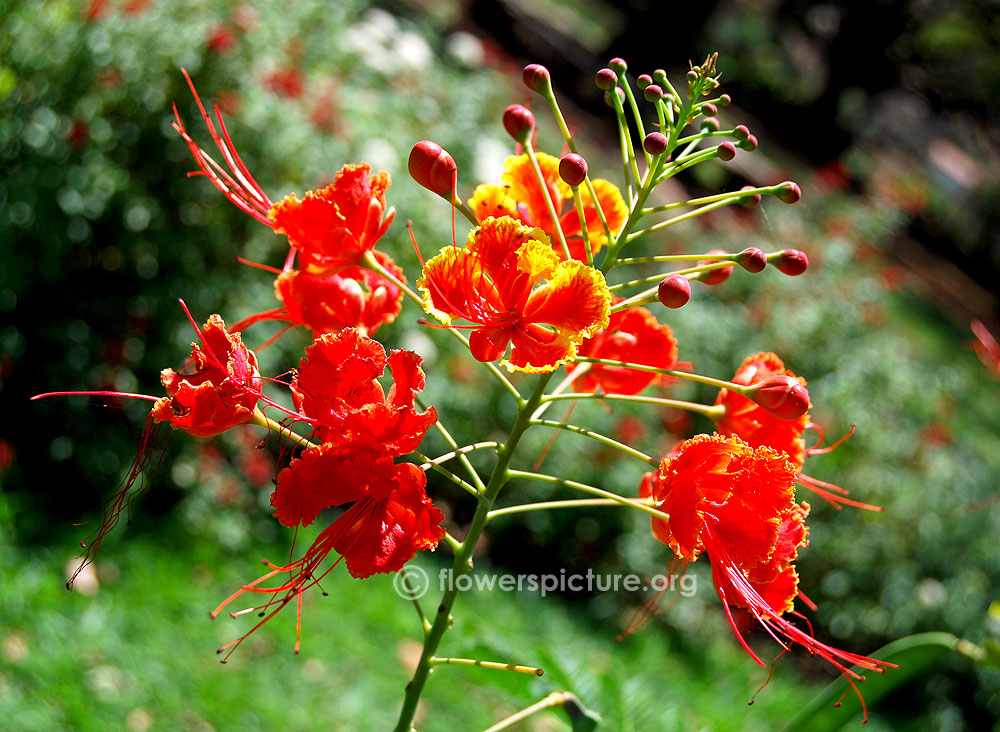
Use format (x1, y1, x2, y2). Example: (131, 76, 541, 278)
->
(572, 304, 678, 395)
(469, 153, 627, 261)
(418, 216, 612, 373)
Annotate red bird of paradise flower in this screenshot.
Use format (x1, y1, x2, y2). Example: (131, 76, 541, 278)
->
(469, 152, 628, 262)
(418, 216, 612, 373)
(171, 70, 394, 277)
(643, 434, 893, 720)
(714, 352, 880, 511)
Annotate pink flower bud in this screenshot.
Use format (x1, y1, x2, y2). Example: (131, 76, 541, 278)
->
(636, 74, 653, 89)
(738, 185, 762, 209)
(643, 131, 668, 156)
(609, 57, 627, 74)
(558, 153, 588, 186)
(733, 124, 750, 141)
(776, 181, 802, 204)
(701, 116, 720, 132)
(775, 249, 808, 276)
(653, 69, 668, 86)
(502, 104, 535, 144)
(748, 376, 810, 420)
(408, 141, 457, 197)
(643, 84, 663, 102)
(702, 102, 718, 115)
(595, 68, 618, 90)
(739, 134, 758, 152)
(698, 249, 734, 285)
(718, 93, 731, 106)
(717, 141, 736, 161)
(522, 64, 551, 93)
(603, 87, 626, 108)
(737, 247, 767, 273)
(657, 274, 691, 308)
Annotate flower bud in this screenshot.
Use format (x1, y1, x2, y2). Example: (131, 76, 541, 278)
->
(502, 104, 535, 144)
(657, 274, 691, 308)
(595, 68, 618, 90)
(643, 131, 668, 156)
(636, 74, 653, 89)
(698, 249, 734, 285)
(702, 102, 718, 116)
(737, 247, 767, 273)
(609, 57, 627, 74)
(738, 185, 762, 209)
(747, 376, 810, 420)
(701, 116, 720, 132)
(603, 87, 625, 108)
(775, 181, 801, 204)
(733, 125, 750, 141)
(653, 69, 668, 86)
(522, 63, 551, 93)
(775, 249, 808, 275)
(718, 93, 731, 106)
(643, 84, 663, 102)
(558, 153, 588, 186)
(408, 141, 457, 197)
(717, 141, 736, 161)
(739, 134, 758, 152)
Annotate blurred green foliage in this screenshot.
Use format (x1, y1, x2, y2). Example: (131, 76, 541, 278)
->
(3, 1, 1000, 730)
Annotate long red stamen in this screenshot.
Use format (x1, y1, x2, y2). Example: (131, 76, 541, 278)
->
(806, 423, 856, 456)
(31, 390, 159, 402)
(797, 473, 883, 512)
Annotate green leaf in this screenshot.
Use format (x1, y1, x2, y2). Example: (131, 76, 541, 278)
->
(781, 632, 960, 732)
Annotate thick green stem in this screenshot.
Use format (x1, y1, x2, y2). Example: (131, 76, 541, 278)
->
(392, 375, 553, 732)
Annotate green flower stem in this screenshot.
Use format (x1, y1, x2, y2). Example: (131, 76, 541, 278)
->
(607, 259, 737, 295)
(401, 573, 432, 634)
(620, 74, 651, 169)
(569, 184, 595, 266)
(442, 532, 462, 552)
(418, 441, 500, 471)
(448, 195, 479, 227)
(655, 145, 725, 183)
(363, 251, 523, 404)
(531, 363, 589, 422)
(480, 691, 579, 732)
(413, 451, 481, 499)
(523, 145, 573, 259)
(625, 198, 743, 242)
(251, 410, 317, 451)
(487, 496, 653, 522)
(528, 418, 658, 467)
(541, 391, 726, 420)
(610, 87, 641, 202)
(640, 185, 777, 215)
(417, 398, 487, 494)
(508, 469, 671, 522)
(615, 252, 738, 265)
(429, 657, 544, 676)
(573, 357, 751, 395)
(393, 374, 553, 732)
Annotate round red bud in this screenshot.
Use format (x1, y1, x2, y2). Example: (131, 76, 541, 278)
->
(775, 249, 808, 276)
(522, 64, 551, 93)
(653, 69, 668, 85)
(737, 185, 762, 209)
(643, 84, 663, 102)
(502, 104, 535, 144)
(408, 141, 457, 197)
(717, 141, 737, 161)
(748, 376, 811, 420)
(702, 102, 718, 115)
(776, 181, 802, 204)
(643, 132, 668, 156)
(737, 247, 767, 273)
(739, 134, 758, 152)
(636, 74, 653, 89)
(733, 124, 750, 141)
(608, 57, 627, 74)
(595, 68, 618, 90)
(698, 249, 734, 285)
(718, 93, 731, 106)
(657, 274, 691, 308)
(701, 116, 720, 132)
(558, 153, 588, 186)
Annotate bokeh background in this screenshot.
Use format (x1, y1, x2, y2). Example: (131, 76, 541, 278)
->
(2, 1, 999, 730)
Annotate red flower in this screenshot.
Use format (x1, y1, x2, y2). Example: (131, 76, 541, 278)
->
(572, 304, 677, 395)
(233, 252, 404, 338)
(264, 66, 305, 99)
(172, 73, 394, 275)
(714, 352, 809, 468)
(291, 329, 437, 454)
(469, 153, 628, 261)
(418, 216, 611, 372)
(714, 352, 880, 511)
(151, 314, 262, 438)
(213, 439, 444, 658)
(645, 434, 892, 718)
